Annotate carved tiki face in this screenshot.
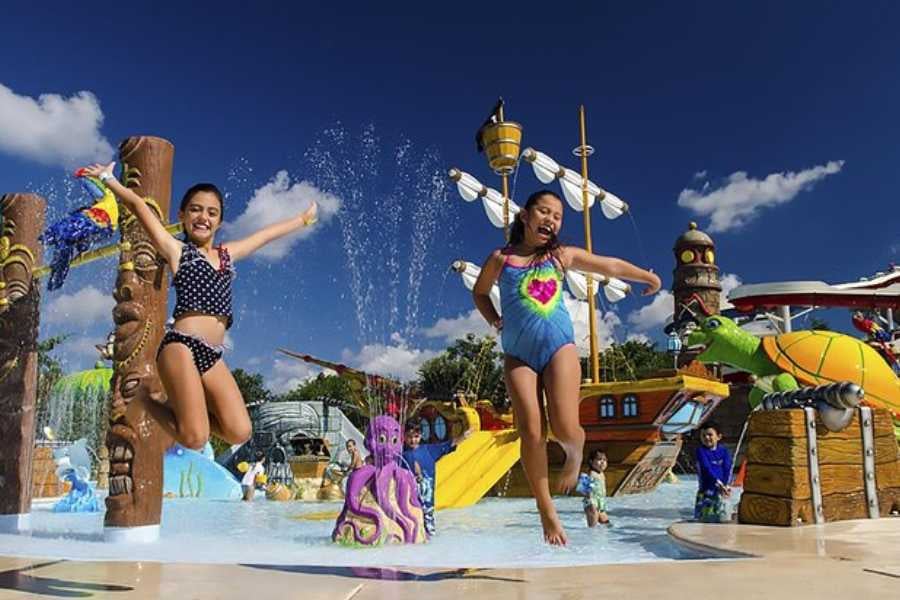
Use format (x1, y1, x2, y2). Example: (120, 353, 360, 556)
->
(105, 212, 168, 523)
(110, 235, 167, 420)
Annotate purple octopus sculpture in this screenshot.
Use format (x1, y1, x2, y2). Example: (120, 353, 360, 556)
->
(332, 415, 426, 545)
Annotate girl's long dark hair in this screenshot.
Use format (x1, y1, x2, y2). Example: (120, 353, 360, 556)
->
(507, 189, 564, 267)
(180, 183, 224, 217)
(179, 183, 225, 243)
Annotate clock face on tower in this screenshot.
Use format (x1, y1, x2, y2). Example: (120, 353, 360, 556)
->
(705, 249, 715, 264)
(680, 250, 694, 264)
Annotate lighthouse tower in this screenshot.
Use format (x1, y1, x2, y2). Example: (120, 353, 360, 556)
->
(671, 222, 722, 332)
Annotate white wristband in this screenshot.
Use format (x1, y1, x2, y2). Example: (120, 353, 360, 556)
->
(99, 172, 115, 183)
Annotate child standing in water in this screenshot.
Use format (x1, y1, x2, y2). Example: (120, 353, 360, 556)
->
(80, 162, 317, 450)
(239, 451, 267, 502)
(580, 449, 610, 527)
(472, 190, 660, 545)
(694, 421, 733, 522)
(402, 421, 470, 537)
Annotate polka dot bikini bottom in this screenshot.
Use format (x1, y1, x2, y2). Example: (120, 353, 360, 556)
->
(157, 329, 226, 375)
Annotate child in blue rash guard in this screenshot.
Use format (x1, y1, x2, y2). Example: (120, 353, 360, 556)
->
(402, 422, 470, 536)
(694, 421, 733, 522)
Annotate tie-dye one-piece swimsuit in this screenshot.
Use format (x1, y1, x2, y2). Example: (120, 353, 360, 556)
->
(499, 251, 575, 373)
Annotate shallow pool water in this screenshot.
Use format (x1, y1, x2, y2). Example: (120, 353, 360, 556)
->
(0, 477, 737, 567)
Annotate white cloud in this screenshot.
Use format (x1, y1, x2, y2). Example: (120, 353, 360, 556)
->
(340, 335, 438, 382)
(222, 170, 341, 260)
(693, 170, 707, 180)
(626, 290, 674, 331)
(53, 334, 108, 371)
(719, 272, 743, 310)
(268, 358, 319, 394)
(422, 309, 492, 343)
(678, 161, 844, 232)
(0, 83, 114, 169)
(564, 293, 621, 354)
(44, 285, 114, 326)
(626, 332, 651, 344)
(66, 335, 105, 357)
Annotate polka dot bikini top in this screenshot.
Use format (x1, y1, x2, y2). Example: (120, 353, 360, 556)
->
(172, 242, 235, 329)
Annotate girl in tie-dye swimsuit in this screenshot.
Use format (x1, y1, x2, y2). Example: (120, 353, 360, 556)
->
(472, 190, 661, 546)
(498, 250, 575, 374)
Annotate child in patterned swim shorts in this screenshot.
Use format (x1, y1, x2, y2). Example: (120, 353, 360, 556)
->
(694, 421, 733, 523)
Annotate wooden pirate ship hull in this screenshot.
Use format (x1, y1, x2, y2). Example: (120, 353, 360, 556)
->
(497, 372, 730, 497)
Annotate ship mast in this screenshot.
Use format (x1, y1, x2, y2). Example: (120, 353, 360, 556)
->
(575, 106, 601, 383)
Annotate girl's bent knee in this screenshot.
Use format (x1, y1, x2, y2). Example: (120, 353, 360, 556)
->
(223, 423, 252, 446)
(179, 428, 210, 451)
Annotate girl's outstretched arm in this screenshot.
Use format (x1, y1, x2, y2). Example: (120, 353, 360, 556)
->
(473, 250, 504, 330)
(564, 246, 661, 296)
(225, 202, 318, 261)
(81, 162, 181, 264)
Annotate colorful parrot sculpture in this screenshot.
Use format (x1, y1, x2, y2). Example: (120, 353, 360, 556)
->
(852, 311, 892, 343)
(852, 311, 898, 368)
(41, 169, 119, 290)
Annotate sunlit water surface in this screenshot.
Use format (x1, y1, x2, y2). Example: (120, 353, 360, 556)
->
(0, 478, 740, 567)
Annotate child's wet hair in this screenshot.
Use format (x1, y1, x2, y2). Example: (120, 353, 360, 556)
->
(180, 183, 224, 217)
(507, 189, 563, 259)
(404, 421, 421, 434)
(700, 420, 722, 435)
(588, 448, 607, 462)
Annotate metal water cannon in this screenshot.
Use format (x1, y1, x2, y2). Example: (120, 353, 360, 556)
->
(760, 381, 864, 431)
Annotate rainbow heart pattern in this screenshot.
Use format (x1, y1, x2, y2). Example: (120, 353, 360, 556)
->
(518, 265, 562, 317)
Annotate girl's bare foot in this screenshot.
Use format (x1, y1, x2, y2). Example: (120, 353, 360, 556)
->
(539, 507, 568, 545)
(557, 444, 583, 494)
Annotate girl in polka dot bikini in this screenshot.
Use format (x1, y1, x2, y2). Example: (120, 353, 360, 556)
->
(472, 190, 660, 546)
(81, 162, 317, 451)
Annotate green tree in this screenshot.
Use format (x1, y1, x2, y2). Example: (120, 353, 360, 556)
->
(231, 368, 273, 408)
(417, 334, 506, 406)
(584, 340, 674, 382)
(206, 369, 273, 456)
(279, 374, 354, 403)
(278, 373, 367, 431)
(34, 335, 68, 437)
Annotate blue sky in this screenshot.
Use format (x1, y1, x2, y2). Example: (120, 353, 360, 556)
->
(2, 2, 898, 390)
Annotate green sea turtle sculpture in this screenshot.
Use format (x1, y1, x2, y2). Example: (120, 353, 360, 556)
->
(688, 315, 900, 437)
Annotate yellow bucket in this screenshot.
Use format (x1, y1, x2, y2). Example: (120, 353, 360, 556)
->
(480, 121, 522, 175)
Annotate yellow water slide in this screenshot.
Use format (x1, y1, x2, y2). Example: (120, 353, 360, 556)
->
(434, 407, 521, 509)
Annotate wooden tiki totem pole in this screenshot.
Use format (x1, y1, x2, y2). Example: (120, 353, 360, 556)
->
(105, 136, 174, 539)
(0, 194, 44, 532)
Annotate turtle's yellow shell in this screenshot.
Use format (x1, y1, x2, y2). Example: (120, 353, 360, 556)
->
(762, 330, 900, 417)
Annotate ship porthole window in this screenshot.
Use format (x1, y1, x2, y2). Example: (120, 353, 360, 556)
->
(419, 417, 431, 442)
(599, 396, 616, 419)
(433, 415, 448, 440)
(623, 394, 639, 418)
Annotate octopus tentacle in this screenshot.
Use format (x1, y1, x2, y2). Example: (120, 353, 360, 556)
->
(333, 467, 383, 544)
(396, 469, 423, 540)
